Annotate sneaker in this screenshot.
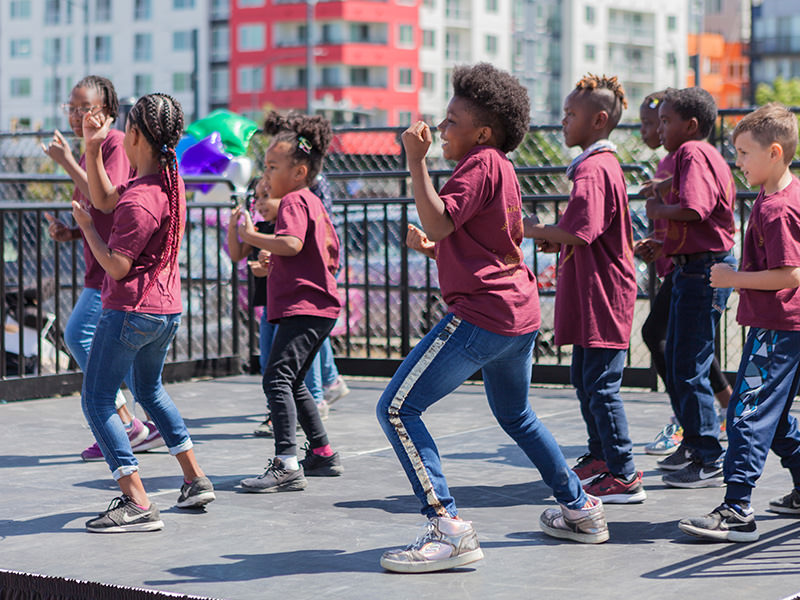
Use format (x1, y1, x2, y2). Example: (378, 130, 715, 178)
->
(767, 488, 800, 515)
(662, 460, 724, 488)
(657, 444, 694, 471)
(678, 503, 758, 542)
(299, 444, 343, 477)
(539, 495, 609, 544)
(323, 376, 350, 405)
(316, 399, 330, 421)
(176, 476, 217, 509)
(80, 417, 149, 462)
(85, 495, 164, 533)
(253, 417, 274, 438)
(571, 453, 608, 485)
(380, 517, 484, 573)
(132, 421, 166, 452)
(583, 471, 647, 504)
(240, 458, 307, 493)
(645, 423, 684, 456)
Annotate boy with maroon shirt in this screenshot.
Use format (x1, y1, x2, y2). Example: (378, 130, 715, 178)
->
(646, 87, 737, 488)
(525, 74, 644, 504)
(679, 103, 800, 542)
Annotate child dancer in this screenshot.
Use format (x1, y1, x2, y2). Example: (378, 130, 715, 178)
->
(646, 87, 737, 488)
(237, 112, 344, 492)
(377, 63, 608, 575)
(75, 93, 215, 533)
(679, 103, 800, 542)
(525, 74, 644, 504)
(42, 76, 163, 459)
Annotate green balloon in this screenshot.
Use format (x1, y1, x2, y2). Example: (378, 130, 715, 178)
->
(186, 109, 258, 157)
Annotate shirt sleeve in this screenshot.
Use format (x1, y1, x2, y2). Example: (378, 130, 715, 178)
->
(107, 197, 159, 261)
(275, 195, 309, 242)
(102, 134, 132, 187)
(678, 154, 717, 220)
(439, 155, 490, 230)
(558, 171, 614, 244)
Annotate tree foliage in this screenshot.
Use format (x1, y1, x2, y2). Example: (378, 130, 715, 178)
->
(755, 77, 800, 106)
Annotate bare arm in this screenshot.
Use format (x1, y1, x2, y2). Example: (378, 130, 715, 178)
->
(42, 130, 90, 198)
(227, 206, 252, 262)
(710, 263, 800, 291)
(646, 196, 701, 222)
(83, 113, 120, 213)
(238, 210, 301, 256)
(72, 201, 132, 280)
(402, 122, 454, 242)
(523, 218, 587, 246)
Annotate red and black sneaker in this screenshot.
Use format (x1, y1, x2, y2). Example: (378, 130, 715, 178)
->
(583, 471, 647, 504)
(572, 453, 608, 485)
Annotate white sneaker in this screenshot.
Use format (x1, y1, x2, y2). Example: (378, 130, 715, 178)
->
(323, 376, 350, 405)
(380, 517, 484, 573)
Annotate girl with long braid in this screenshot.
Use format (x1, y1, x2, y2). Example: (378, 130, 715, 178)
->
(73, 93, 215, 533)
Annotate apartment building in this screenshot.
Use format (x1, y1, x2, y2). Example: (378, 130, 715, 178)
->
(750, 0, 800, 102)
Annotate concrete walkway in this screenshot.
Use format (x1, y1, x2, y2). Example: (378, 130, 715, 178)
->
(2, 375, 800, 599)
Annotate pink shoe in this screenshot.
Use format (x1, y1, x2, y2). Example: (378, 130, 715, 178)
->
(132, 421, 166, 452)
(80, 418, 147, 461)
(80, 442, 104, 462)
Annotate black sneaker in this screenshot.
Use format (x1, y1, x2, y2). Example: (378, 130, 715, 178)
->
(678, 503, 758, 542)
(767, 488, 800, 515)
(657, 444, 694, 471)
(300, 444, 344, 477)
(86, 495, 164, 533)
(662, 460, 724, 489)
(176, 476, 216, 508)
(240, 458, 307, 493)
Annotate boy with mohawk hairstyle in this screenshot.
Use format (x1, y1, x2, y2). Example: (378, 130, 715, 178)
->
(524, 74, 645, 504)
(679, 103, 800, 542)
(377, 63, 609, 575)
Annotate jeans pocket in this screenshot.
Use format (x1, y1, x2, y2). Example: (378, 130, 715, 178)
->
(462, 325, 506, 362)
(120, 312, 166, 351)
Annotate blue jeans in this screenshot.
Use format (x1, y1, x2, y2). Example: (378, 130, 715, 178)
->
(318, 337, 340, 387)
(81, 310, 192, 480)
(65, 287, 134, 411)
(724, 328, 800, 503)
(571, 346, 636, 479)
(376, 314, 586, 519)
(259, 310, 277, 374)
(665, 253, 735, 465)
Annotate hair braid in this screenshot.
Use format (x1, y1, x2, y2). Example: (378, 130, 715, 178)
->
(129, 93, 185, 311)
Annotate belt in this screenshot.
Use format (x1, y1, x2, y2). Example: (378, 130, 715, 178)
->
(671, 250, 730, 266)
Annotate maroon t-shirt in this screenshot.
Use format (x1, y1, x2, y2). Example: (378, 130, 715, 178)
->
(102, 173, 186, 314)
(435, 145, 540, 335)
(737, 176, 800, 330)
(652, 152, 676, 278)
(554, 150, 636, 349)
(662, 140, 735, 257)
(74, 129, 134, 289)
(266, 188, 341, 322)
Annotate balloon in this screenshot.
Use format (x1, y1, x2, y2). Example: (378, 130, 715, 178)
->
(186, 110, 259, 157)
(223, 156, 253, 193)
(179, 132, 231, 192)
(196, 182, 234, 205)
(175, 134, 197, 160)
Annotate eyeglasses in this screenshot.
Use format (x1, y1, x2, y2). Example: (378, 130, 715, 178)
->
(60, 104, 100, 117)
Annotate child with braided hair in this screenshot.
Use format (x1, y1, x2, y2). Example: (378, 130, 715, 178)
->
(236, 111, 344, 492)
(73, 93, 215, 533)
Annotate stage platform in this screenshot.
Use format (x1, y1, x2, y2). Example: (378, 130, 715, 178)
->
(2, 375, 800, 599)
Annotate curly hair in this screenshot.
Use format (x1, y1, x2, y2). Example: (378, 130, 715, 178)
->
(74, 75, 120, 121)
(126, 93, 185, 311)
(733, 103, 798, 165)
(451, 63, 530, 153)
(641, 90, 666, 112)
(263, 111, 332, 183)
(663, 87, 717, 139)
(574, 73, 628, 129)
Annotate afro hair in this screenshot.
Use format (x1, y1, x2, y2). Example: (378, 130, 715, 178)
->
(663, 87, 718, 140)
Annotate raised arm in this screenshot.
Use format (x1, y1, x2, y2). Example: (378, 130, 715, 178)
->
(41, 130, 91, 198)
(83, 113, 120, 213)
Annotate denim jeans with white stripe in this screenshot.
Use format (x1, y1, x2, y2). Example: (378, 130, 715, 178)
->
(376, 313, 586, 519)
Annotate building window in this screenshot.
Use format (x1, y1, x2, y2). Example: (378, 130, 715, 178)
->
(94, 35, 111, 63)
(96, 0, 111, 22)
(44, 38, 62, 65)
(398, 24, 414, 47)
(173, 0, 195, 8)
(237, 66, 264, 92)
(238, 0, 265, 5)
(667, 51, 676, 68)
(486, 34, 497, 54)
(667, 15, 677, 31)
(44, 0, 60, 25)
(134, 0, 151, 20)
(173, 31, 192, 51)
(321, 66, 342, 87)
(350, 67, 369, 86)
(173, 72, 192, 93)
(10, 38, 32, 58)
(238, 24, 266, 51)
(585, 44, 595, 60)
(210, 67, 229, 103)
(486, 0, 497, 12)
(43, 77, 62, 102)
(211, 0, 229, 19)
(10, 0, 31, 19)
(134, 33, 152, 61)
(397, 111, 413, 126)
(134, 74, 152, 97)
(422, 71, 434, 91)
(422, 30, 435, 48)
(10, 78, 32, 97)
(586, 6, 595, 24)
(423, 0, 435, 7)
(398, 67, 413, 88)
(211, 26, 229, 61)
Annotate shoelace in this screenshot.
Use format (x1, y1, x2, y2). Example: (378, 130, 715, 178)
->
(406, 521, 441, 550)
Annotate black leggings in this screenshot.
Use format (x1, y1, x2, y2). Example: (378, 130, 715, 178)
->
(641, 274, 730, 395)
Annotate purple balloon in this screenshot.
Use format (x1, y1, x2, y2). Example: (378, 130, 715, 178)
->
(179, 132, 232, 192)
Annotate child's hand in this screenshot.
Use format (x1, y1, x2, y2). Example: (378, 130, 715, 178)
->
(44, 212, 75, 242)
(82, 111, 112, 149)
(247, 260, 269, 277)
(522, 215, 540, 238)
(237, 209, 256, 238)
(71, 200, 92, 230)
(536, 240, 561, 253)
(645, 195, 664, 220)
(41, 130, 71, 167)
(401, 121, 432, 163)
(257, 249, 270, 263)
(634, 238, 663, 263)
(406, 224, 435, 253)
(710, 263, 737, 288)
(229, 206, 243, 231)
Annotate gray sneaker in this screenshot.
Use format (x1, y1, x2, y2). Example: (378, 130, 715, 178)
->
(767, 488, 800, 515)
(253, 417, 274, 438)
(539, 495, 610, 544)
(176, 476, 216, 508)
(657, 444, 694, 471)
(662, 460, 724, 488)
(678, 503, 758, 542)
(323, 376, 350, 405)
(380, 517, 484, 573)
(86, 495, 164, 533)
(240, 458, 307, 493)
